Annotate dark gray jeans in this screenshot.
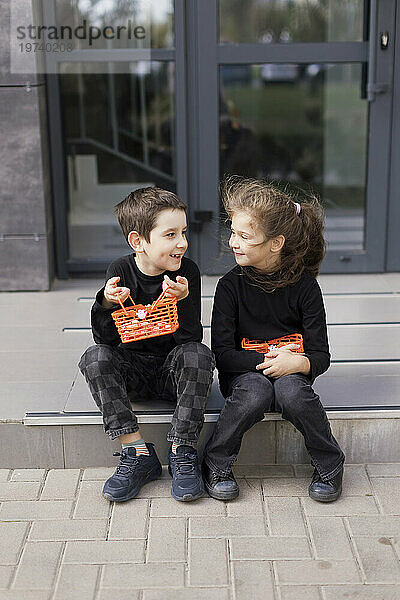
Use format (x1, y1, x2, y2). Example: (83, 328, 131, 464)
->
(79, 341, 215, 445)
(204, 371, 345, 482)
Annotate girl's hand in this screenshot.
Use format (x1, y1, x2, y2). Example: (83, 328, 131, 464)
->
(162, 275, 189, 301)
(256, 344, 310, 378)
(103, 276, 130, 307)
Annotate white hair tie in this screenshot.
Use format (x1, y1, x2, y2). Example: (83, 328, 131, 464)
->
(293, 202, 301, 215)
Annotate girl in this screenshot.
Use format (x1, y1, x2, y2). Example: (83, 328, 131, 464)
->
(202, 177, 345, 502)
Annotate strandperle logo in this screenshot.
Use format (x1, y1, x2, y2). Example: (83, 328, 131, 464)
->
(10, 5, 152, 75)
(16, 19, 147, 46)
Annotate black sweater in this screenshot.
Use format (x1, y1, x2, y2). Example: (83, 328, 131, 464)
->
(211, 267, 330, 396)
(91, 254, 202, 357)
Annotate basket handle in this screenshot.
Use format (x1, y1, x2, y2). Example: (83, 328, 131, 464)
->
(147, 285, 170, 315)
(116, 284, 170, 317)
(116, 293, 135, 316)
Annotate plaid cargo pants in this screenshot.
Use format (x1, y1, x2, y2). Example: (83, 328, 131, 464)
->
(79, 341, 215, 445)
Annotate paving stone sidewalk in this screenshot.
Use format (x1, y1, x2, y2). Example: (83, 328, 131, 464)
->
(0, 463, 400, 599)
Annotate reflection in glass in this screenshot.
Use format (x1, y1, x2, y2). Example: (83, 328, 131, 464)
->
(219, 0, 364, 43)
(219, 63, 368, 250)
(56, 0, 174, 49)
(59, 61, 175, 260)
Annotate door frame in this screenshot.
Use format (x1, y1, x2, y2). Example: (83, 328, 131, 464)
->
(387, 0, 400, 272)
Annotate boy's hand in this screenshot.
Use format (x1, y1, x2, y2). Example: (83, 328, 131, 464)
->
(255, 344, 310, 378)
(162, 274, 189, 301)
(103, 276, 130, 308)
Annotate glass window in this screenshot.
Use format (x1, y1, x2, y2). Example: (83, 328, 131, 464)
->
(219, 63, 368, 251)
(219, 0, 364, 44)
(59, 61, 175, 261)
(56, 0, 174, 49)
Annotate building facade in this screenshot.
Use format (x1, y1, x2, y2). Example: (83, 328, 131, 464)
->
(1, 0, 399, 290)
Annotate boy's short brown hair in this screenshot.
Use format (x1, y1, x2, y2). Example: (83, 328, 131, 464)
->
(115, 187, 187, 242)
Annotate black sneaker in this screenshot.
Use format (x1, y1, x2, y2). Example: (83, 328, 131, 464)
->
(168, 445, 205, 502)
(102, 443, 162, 502)
(308, 467, 343, 503)
(202, 461, 239, 500)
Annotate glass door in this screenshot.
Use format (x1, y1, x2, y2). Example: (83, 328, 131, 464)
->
(190, 0, 395, 274)
(47, 0, 188, 275)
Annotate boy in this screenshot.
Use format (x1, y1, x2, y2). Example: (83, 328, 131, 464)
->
(79, 187, 215, 502)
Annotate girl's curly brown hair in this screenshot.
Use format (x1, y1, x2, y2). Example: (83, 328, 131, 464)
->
(222, 176, 326, 292)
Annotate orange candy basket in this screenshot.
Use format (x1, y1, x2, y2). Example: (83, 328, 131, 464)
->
(241, 333, 304, 354)
(112, 286, 179, 344)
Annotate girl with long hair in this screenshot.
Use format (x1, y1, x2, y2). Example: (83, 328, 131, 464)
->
(203, 176, 345, 502)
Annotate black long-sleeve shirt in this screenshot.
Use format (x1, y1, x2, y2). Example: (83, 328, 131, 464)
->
(211, 267, 330, 396)
(91, 254, 202, 357)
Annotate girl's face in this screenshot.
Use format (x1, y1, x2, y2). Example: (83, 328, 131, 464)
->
(229, 210, 282, 271)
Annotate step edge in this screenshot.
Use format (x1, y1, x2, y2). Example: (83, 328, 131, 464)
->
(21, 407, 400, 426)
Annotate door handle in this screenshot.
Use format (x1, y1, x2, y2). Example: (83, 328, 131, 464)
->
(366, 1, 391, 102)
(380, 32, 389, 50)
(367, 83, 389, 96)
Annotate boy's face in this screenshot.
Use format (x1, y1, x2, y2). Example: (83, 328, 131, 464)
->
(133, 208, 188, 276)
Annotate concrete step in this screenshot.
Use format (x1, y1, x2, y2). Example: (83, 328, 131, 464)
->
(2, 408, 399, 469)
(18, 364, 400, 468)
(60, 361, 400, 414)
(1, 274, 399, 468)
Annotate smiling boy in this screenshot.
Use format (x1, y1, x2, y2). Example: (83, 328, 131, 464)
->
(79, 187, 215, 502)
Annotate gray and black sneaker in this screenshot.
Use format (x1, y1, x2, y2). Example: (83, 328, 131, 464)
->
(308, 467, 343, 503)
(168, 445, 205, 502)
(202, 462, 239, 500)
(102, 443, 162, 502)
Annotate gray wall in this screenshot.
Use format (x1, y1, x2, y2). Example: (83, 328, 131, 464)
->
(0, 0, 53, 291)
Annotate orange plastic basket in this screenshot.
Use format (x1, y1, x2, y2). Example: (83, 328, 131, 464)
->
(241, 333, 304, 354)
(111, 286, 179, 344)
